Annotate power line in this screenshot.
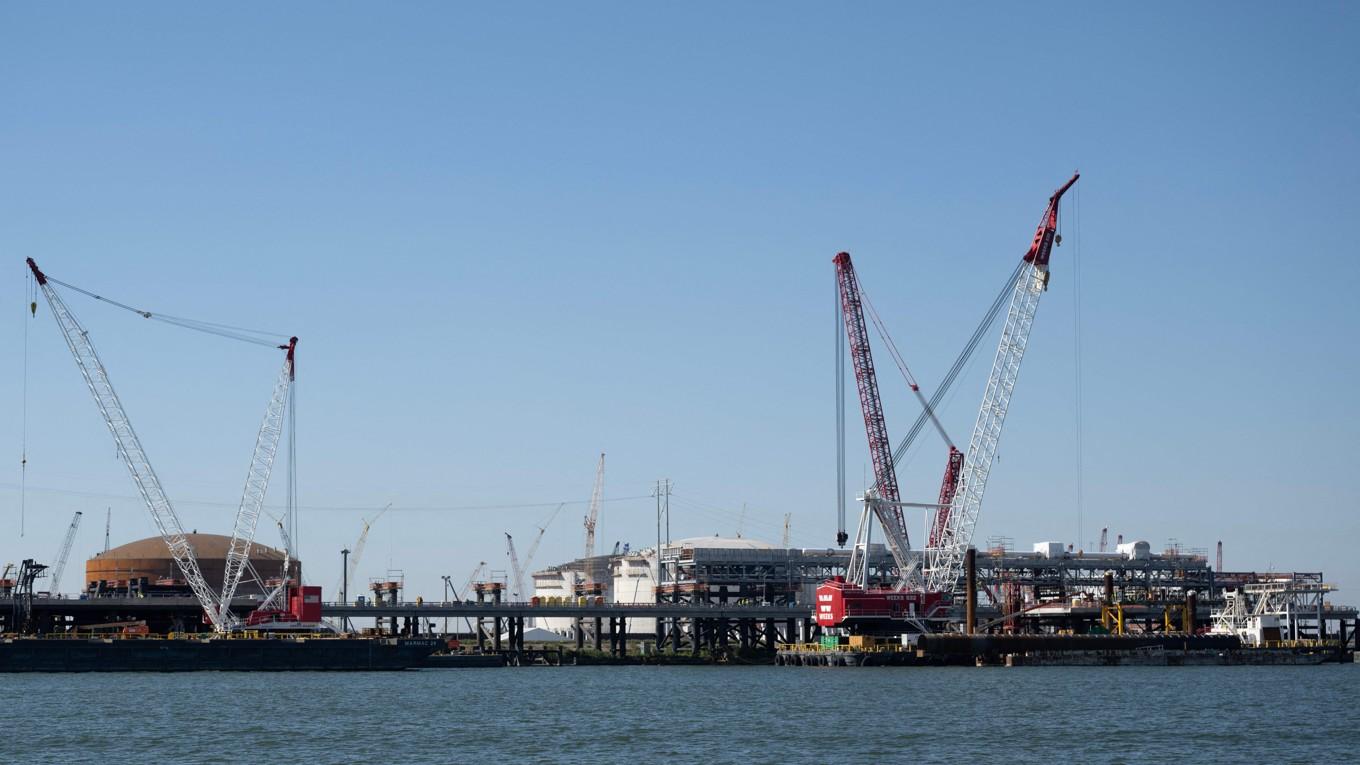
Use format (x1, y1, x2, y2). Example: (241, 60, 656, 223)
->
(0, 482, 652, 514)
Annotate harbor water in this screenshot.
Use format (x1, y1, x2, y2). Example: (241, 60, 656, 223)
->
(7, 664, 1357, 763)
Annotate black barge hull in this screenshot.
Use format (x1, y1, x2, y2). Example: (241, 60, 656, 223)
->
(0, 637, 443, 672)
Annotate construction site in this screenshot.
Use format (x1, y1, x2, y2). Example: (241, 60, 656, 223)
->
(2, 174, 1354, 670)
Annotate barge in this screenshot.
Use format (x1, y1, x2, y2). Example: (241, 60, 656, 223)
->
(0, 635, 443, 672)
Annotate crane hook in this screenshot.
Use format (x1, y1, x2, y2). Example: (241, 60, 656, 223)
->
(30, 301, 37, 317)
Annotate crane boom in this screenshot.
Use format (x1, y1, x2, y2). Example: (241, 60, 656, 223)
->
(833, 252, 913, 575)
(48, 511, 83, 594)
(216, 338, 297, 628)
(337, 503, 391, 597)
(925, 173, 1078, 593)
(258, 519, 295, 612)
(505, 533, 524, 600)
(458, 561, 487, 600)
(26, 258, 227, 628)
(522, 502, 563, 579)
(582, 453, 605, 584)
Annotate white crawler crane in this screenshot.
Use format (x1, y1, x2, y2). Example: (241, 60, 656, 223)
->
(27, 258, 297, 633)
(47, 511, 83, 595)
(925, 173, 1079, 594)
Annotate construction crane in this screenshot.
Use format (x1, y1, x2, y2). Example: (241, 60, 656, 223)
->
(27, 258, 297, 633)
(519, 502, 564, 588)
(505, 533, 524, 600)
(216, 336, 297, 627)
(925, 173, 1079, 594)
(47, 511, 83, 594)
(336, 503, 392, 598)
(833, 252, 915, 584)
(582, 453, 605, 585)
(28, 258, 225, 629)
(258, 519, 295, 613)
(103, 508, 111, 553)
(782, 513, 791, 548)
(458, 561, 487, 601)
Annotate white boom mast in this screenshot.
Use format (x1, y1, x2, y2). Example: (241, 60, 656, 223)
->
(26, 258, 226, 628)
(48, 511, 83, 594)
(925, 173, 1079, 593)
(582, 453, 605, 585)
(335, 503, 391, 597)
(216, 338, 297, 628)
(505, 533, 524, 601)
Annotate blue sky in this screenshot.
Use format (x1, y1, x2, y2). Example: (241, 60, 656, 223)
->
(2, 3, 1356, 599)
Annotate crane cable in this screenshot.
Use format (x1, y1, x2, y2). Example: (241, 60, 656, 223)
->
(1072, 180, 1085, 549)
(20, 268, 36, 537)
(890, 260, 1026, 470)
(44, 275, 289, 347)
(859, 282, 955, 450)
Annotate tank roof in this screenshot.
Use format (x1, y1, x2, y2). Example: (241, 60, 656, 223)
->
(93, 533, 289, 561)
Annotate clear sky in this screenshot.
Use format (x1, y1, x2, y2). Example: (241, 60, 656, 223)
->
(1, 3, 1356, 600)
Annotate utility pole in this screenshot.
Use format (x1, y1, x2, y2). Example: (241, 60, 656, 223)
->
(653, 479, 671, 599)
(441, 575, 453, 635)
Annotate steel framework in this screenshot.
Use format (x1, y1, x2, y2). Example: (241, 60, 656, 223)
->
(833, 252, 913, 580)
(27, 258, 227, 629)
(47, 511, 83, 594)
(217, 338, 296, 627)
(926, 174, 1079, 594)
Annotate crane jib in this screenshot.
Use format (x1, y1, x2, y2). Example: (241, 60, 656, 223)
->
(926, 173, 1079, 594)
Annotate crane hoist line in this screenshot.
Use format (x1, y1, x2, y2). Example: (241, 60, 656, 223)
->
(25, 258, 298, 634)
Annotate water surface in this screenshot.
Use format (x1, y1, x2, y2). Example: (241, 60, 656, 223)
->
(8, 664, 1356, 763)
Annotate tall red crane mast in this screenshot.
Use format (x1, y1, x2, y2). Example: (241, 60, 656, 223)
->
(832, 252, 914, 579)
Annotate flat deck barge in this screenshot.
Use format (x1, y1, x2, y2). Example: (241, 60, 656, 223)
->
(0, 636, 443, 672)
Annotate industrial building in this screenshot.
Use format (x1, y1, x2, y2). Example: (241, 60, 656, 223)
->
(531, 536, 893, 638)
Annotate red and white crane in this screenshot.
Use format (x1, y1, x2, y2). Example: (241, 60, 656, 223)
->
(832, 252, 917, 585)
(27, 258, 297, 633)
(924, 173, 1078, 594)
(819, 174, 1078, 630)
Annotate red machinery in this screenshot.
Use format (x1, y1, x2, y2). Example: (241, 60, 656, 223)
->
(245, 585, 323, 627)
(815, 577, 950, 627)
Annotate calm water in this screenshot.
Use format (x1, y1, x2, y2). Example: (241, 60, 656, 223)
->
(7, 664, 1358, 763)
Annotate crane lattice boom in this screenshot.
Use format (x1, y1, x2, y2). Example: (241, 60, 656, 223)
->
(582, 453, 605, 584)
(506, 533, 524, 601)
(833, 252, 913, 576)
(925, 173, 1078, 593)
(48, 511, 83, 594)
(217, 338, 297, 628)
(337, 503, 391, 598)
(27, 258, 227, 628)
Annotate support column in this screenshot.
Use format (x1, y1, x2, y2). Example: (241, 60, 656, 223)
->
(965, 547, 977, 635)
(691, 618, 703, 656)
(593, 616, 603, 651)
(575, 619, 584, 651)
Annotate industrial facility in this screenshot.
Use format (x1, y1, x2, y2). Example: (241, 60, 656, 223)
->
(4, 177, 1355, 670)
